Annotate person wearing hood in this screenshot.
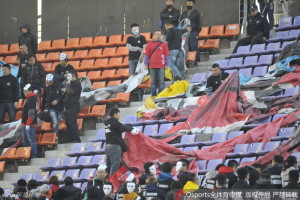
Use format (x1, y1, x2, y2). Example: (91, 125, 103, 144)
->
(27, 179, 41, 199)
(23, 55, 45, 92)
(22, 84, 38, 158)
(157, 162, 175, 194)
(252, 169, 276, 189)
(218, 160, 238, 189)
(54, 53, 75, 87)
(183, 173, 199, 193)
(246, 164, 263, 187)
(232, 167, 252, 189)
(232, 5, 270, 53)
(268, 155, 283, 189)
(126, 23, 147, 75)
(38, 184, 52, 200)
(0, 64, 19, 124)
(176, 159, 191, 187)
(281, 155, 298, 187)
(55, 177, 81, 200)
(139, 162, 157, 193)
(283, 170, 300, 189)
(18, 24, 38, 55)
(18, 44, 33, 95)
(144, 177, 165, 200)
(200, 164, 224, 189)
(13, 179, 27, 199)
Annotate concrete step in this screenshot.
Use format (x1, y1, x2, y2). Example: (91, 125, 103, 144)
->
(0, 181, 14, 189)
(18, 165, 42, 173)
(29, 158, 49, 166)
(56, 143, 74, 151)
(3, 173, 24, 182)
(81, 135, 96, 143)
(45, 150, 68, 159)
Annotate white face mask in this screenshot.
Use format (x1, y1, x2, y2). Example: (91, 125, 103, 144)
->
(127, 182, 136, 193)
(103, 184, 112, 196)
(149, 165, 156, 175)
(176, 162, 183, 172)
(66, 73, 72, 81)
(132, 27, 139, 36)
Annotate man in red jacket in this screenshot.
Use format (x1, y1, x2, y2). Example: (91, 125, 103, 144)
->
(144, 29, 170, 97)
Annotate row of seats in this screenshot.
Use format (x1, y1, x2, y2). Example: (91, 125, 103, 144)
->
(268, 29, 300, 42)
(0, 147, 31, 161)
(199, 24, 240, 39)
(198, 39, 220, 51)
(39, 119, 83, 133)
(275, 16, 300, 31)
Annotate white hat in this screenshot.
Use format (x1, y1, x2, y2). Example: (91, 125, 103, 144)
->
(60, 53, 67, 60)
(46, 74, 54, 81)
(23, 84, 32, 91)
(98, 164, 107, 171)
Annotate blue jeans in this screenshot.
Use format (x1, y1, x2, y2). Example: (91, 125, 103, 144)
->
(129, 60, 139, 75)
(169, 50, 184, 78)
(149, 68, 165, 97)
(49, 109, 63, 134)
(22, 126, 37, 158)
(189, 31, 201, 62)
(0, 103, 16, 123)
(259, 2, 274, 30)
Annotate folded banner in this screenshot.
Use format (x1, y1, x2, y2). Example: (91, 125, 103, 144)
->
(0, 121, 22, 154)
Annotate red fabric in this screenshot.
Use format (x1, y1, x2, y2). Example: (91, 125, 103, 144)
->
(144, 41, 170, 68)
(273, 72, 300, 86)
(218, 166, 235, 174)
(50, 184, 60, 193)
(26, 116, 33, 126)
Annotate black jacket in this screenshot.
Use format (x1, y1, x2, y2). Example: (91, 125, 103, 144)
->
(54, 185, 81, 200)
(160, 7, 180, 29)
(23, 62, 45, 90)
(247, 12, 270, 38)
(63, 79, 82, 108)
(22, 93, 38, 125)
(145, 184, 165, 200)
(283, 182, 300, 189)
(181, 9, 201, 33)
(54, 63, 75, 86)
(42, 83, 63, 111)
(252, 178, 277, 189)
(218, 166, 238, 189)
(18, 24, 38, 55)
(206, 71, 230, 95)
(232, 180, 252, 189)
(269, 164, 282, 189)
(177, 171, 191, 187)
(0, 74, 19, 103)
(157, 172, 175, 194)
(18, 52, 33, 79)
(246, 166, 261, 187)
(81, 178, 107, 200)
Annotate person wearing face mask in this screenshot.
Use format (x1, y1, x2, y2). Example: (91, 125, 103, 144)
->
(180, 0, 201, 64)
(126, 23, 147, 75)
(175, 159, 191, 187)
(62, 70, 82, 143)
(160, 0, 180, 33)
(139, 162, 157, 190)
(23, 55, 45, 92)
(103, 182, 114, 200)
(123, 182, 142, 200)
(54, 53, 75, 87)
(232, 167, 252, 189)
(144, 177, 165, 200)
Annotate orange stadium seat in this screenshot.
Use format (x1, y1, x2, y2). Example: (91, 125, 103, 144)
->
(109, 92, 130, 103)
(42, 63, 54, 73)
(78, 37, 94, 48)
(208, 25, 225, 37)
(51, 62, 59, 71)
(63, 51, 75, 60)
(101, 47, 117, 58)
(141, 32, 152, 42)
(35, 53, 46, 62)
(137, 79, 151, 89)
(9, 43, 19, 54)
(94, 58, 109, 69)
(64, 38, 80, 50)
(198, 40, 205, 49)
(199, 27, 210, 38)
(59, 120, 67, 131)
(68, 60, 80, 70)
(39, 133, 57, 146)
(0, 161, 5, 173)
(107, 80, 122, 87)
(86, 49, 103, 59)
(38, 41, 52, 52)
(203, 39, 220, 50)
(187, 51, 196, 63)
(16, 99, 24, 110)
(100, 69, 116, 80)
(87, 71, 102, 81)
(223, 24, 240, 37)
(78, 106, 91, 118)
(88, 105, 106, 117)
(4, 55, 18, 65)
(115, 68, 129, 79)
(0, 44, 9, 55)
(80, 59, 94, 71)
(77, 71, 87, 78)
(107, 35, 123, 46)
(121, 34, 130, 45)
(40, 122, 52, 132)
(0, 57, 3, 61)
(45, 52, 60, 62)
(114, 46, 129, 57)
(92, 81, 106, 89)
(108, 57, 123, 68)
(51, 39, 65, 51)
(15, 111, 22, 121)
(0, 148, 17, 160)
(9, 147, 31, 160)
(92, 36, 108, 47)
(35, 134, 42, 144)
(119, 56, 129, 67)
(73, 50, 88, 60)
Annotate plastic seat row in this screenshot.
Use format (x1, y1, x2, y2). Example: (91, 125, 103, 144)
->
(35, 133, 57, 146)
(85, 69, 129, 81)
(198, 39, 220, 51)
(199, 24, 240, 39)
(0, 147, 31, 161)
(268, 29, 300, 43)
(39, 119, 83, 133)
(275, 16, 300, 31)
(66, 142, 106, 157)
(77, 105, 106, 118)
(122, 115, 187, 126)
(0, 43, 19, 56)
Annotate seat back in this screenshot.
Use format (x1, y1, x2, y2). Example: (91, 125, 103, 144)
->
(199, 27, 209, 38)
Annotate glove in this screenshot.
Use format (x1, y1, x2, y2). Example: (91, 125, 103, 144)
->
(131, 127, 139, 135)
(25, 125, 30, 131)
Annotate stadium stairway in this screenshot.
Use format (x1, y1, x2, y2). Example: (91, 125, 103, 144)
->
(0, 40, 238, 189)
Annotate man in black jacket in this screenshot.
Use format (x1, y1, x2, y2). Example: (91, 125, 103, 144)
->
(269, 155, 283, 189)
(54, 53, 75, 86)
(160, 0, 180, 33)
(206, 63, 230, 96)
(232, 5, 270, 53)
(23, 55, 45, 92)
(42, 74, 63, 135)
(232, 167, 252, 189)
(180, 0, 201, 63)
(258, 0, 274, 30)
(145, 177, 166, 200)
(218, 160, 238, 189)
(17, 44, 33, 91)
(104, 108, 137, 176)
(283, 170, 300, 189)
(55, 177, 81, 200)
(63, 71, 82, 143)
(176, 159, 191, 187)
(0, 64, 19, 123)
(18, 24, 37, 55)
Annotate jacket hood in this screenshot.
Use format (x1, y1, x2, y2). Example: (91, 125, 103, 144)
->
(219, 166, 235, 174)
(20, 24, 31, 32)
(205, 170, 218, 180)
(146, 184, 158, 192)
(158, 172, 173, 181)
(256, 177, 271, 185)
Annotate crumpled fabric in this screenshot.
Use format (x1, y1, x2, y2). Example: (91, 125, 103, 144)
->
(155, 80, 190, 102)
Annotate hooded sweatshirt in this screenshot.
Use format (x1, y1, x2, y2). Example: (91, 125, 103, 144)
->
(145, 184, 165, 200)
(218, 166, 237, 189)
(157, 172, 175, 194)
(19, 24, 38, 55)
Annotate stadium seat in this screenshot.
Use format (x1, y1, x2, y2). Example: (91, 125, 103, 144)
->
(68, 61, 80, 69)
(173, 135, 196, 147)
(230, 45, 251, 58)
(158, 123, 173, 134)
(199, 132, 228, 146)
(9, 43, 19, 54)
(252, 66, 268, 76)
(63, 51, 75, 60)
(70, 156, 93, 168)
(0, 148, 17, 160)
(208, 25, 225, 37)
(86, 49, 103, 59)
(115, 68, 130, 79)
(64, 38, 80, 50)
(34, 171, 50, 184)
(198, 27, 210, 38)
(45, 52, 60, 62)
(286, 29, 300, 41)
(137, 79, 151, 89)
(39, 133, 57, 146)
(239, 68, 252, 76)
(85, 155, 106, 168)
(90, 129, 106, 142)
(73, 50, 88, 60)
(78, 106, 91, 118)
(79, 59, 94, 71)
(94, 58, 109, 69)
(256, 55, 273, 66)
(51, 62, 59, 70)
(92, 36, 108, 47)
(9, 147, 31, 160)
(101, 47, 117, 58)
(66, 143, 86, 157)
(242, 143, 264, 157)
(268, 31, 289, 42)
(64, 169, 80, 180)
(143, 124, 159, 136)
(17, 174, 34, 184)
(87, 71, 102, 81)
(216, 59, 229, 69)
(262, 42, 281, 54)
(49, 170, 65, 182)
(35, 134, 42, 144)
(224, 57, 243, 69)
(55, 157, 78, 170)
(36, 53, 47, 62)
(199, 159, 223, 174)
(107, 80, 122, 87)
(123, 115, 138, 125)
(191, 73, 206, 83)
(0, 44, 9, 55)
(51, 39, 65, 51)
(275, 17, 293, 31)
(108, 57, 123, 68)
(92, 81, 106, 89)
(40, 158, 62, 170)
(0, 161, 5, 173)
(38, 41, 52, 52)
(227, 144, 249, 158)
(223, 24, 240, 37)
(121, 34, 130, 45)
(4, 55, 18, 65)
(77, 71, 87, 78)
(184, 146, 198, 152)
(74, 168, 96, 182)
(120, 56, 129, 67)
(114, 46, 129, 57)
(246, 44, 266, 56)
(40, 122, 52, 132)
(198, 40, 205, 49)
(259, 141, 281, 155)
(99, 69, 116, 80)
(82, 142, 105, 155)
(107, 35, 123, 46)
(242, 56, 258, 68)
(187, 51, 196, 63)
(15, 111, 22, 120)
(16, 99, 24, 110)
(88, 105, 106, 118)
(42, 63, 54, 73)
(108, 92, 130, 104)
(289, 16, 300, 29)
(141, 32, 152, 42)
(202, 39, 220, 50)
(78, 37, 94, 48)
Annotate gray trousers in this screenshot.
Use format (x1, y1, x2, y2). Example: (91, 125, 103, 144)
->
(105, 144, 122, 176)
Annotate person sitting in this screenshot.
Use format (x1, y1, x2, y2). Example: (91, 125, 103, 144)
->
(103, 182, 115, 200)
(232, 167, 252, 189)
(232, 5, 270, 54)
(144, 177, 166, 200)
(215, 174, 228, 189)
(27, 179, 40, 199)
(157, 162, 175, 194)
(38, 184, 52, 200)
(55, 177, 81, 200)
(206, 63, 229, 96)
(175, 159, 191, 187)
(139, 162, 157, 192)
(166, 181, 182, 200)
(13, 179, 27, 199)
(268, 155, 283, 189)
(183, 173, 199, 193)
(283, 170, 300, 189)
(253, 169, 276, 189)
(201, 164, 224, 189)
(246, 164, 263, 187)
(281, 155, 298, 187)
(218, 160, 238, 189)
(48, 176, 60, 198)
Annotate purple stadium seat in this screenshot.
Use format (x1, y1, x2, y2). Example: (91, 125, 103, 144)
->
(90, 129, 105, 142)
(227, 144, 249, 158)
(158, 119, 169, 124)
(73, 182, 82, 189)
(256, 55, 273, 66)
(225, 69, 238, 74)
(34, 171, 50, 184)
(19, 173, 34, 182)
(275, 17, 293, 31)
(252, 66, 268, 76)
(285, 29, 300, 41)
(231, 45, 251, 57)
(49, 170, 66, 182)
(281, 41, 294, 50)
(291, 152, 300, 165)
(56, 157, 78, 170)
(198, 132, 228, 146)
(256, 116, 272, 124)
(124, 115, 138, 125)
(196, 160, 207, 170)
(64, 169, 80, 181)
(268, 31, 289, 42)
(239, 68, 252, 77)
(247, 44, 266, 56)
(191, 73, 207, 83)
(240, 157, 257, 166)
(242, 56, 258, 67)
(184, 146, 198, 152)
(143, 119, 160, 125)
(158, 123, 173, 135)
(263, 42, 281, 54)
(242, 143, 264, 156)
(135, 126, 144, 133)
(272, 127, 295, 141)
(74, 168, 97, 182)
(66, 143, 86, 157)
(259, 141, 281, 155)
(201, 146, 209, 150)
(227, 131, 244, 140)
(272, 114, 287, 121)
(70, 156, 93, 168)
(290, 16, 300, 29)
(279, 87, 300, 98)
(224, 158, 240, 166)
(82, 142, 105, 155)
(81, 182, 88, 192)
(40, 158, 61, 170)
(143, 124, 159, 136)
(85, 155, 106, 168)
(174, 134, 196, 147)
(225, 57, 243, 69)
(199, 159, 223, 174)
(216, 60, 229, 69)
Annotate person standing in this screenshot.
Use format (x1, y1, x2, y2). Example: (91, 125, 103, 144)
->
(258, 0, 274, 30)
(104, 108, 138, 176)
(22, 84, 38, 158)
(206, 63, 230, 96)
(41, 74, 63, 135)
(18, 24, 38, 55)
(232, 167, 252, 189)
(0, 64, 19, 124)
(23, 55, 45, 92)
(180, 0, 201, 63)
(126, 23, 147, 75)
(160, 0, 180, 33)
(63, 71, 82, 143)
(54, 53, 75, 87)
(17, 44, 33, 89)
(269, 155, 283, 189)
(144, 30, 170, 97)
